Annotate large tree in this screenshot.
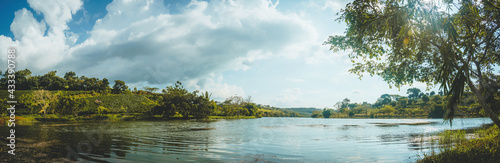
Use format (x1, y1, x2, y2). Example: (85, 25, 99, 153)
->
(325, 0, 500, 127)
(406, 87, 422, 99)
(112, 80, 128, 94)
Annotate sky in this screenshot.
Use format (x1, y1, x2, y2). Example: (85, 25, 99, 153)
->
(0, 0, 437, 108)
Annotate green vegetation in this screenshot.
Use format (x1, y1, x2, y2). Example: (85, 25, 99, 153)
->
(281, 107, 317, 117)
(325, 0, 500, 161)
(325, 0, 500, 127)
(313, 87, 485, 119)
(418, 125, 500, 163)
(0, 69, 300, 122)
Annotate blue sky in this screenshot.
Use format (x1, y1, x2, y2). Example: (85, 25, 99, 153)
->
(0, 0, 437, 108)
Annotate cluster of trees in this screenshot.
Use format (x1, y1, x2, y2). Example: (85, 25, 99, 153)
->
(313, 87, 484, 119)
(150, 81, 216, 119)
(212, 96, 261, 117)
(0, 69, 129, 94)
(0, 69, 300, 119)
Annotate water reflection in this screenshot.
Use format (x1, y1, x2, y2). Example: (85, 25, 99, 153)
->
(0, 117, 493, 162)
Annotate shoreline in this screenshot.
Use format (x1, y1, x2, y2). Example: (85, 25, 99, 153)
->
(0, 115, 488, 125)
(417, 124, 499, 162)
(0, 114, 261, 125)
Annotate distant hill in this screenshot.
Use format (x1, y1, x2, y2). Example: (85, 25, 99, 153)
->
(282, 107, 319, 117)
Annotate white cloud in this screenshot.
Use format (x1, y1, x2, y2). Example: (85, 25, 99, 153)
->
(27, 0, 83, 33)
(273, 88, 302, 107)
(308, 0, 347, 12)
(186, 74, 245, 100)
(351, 89, 362, 94)
(1, 0, 83, 72)
(1, 0, 320, 87)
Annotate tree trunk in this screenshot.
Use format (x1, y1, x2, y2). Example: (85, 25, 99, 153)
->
(467, 80, 500, 128)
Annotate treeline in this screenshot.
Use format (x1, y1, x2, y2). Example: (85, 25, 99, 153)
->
(0, 69, 113, 92)
(0, 69, 300, 119)
(312, 88, 484, 118)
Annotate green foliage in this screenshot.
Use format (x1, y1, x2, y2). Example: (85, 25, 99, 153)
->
(407, 88, 422, 100)
(322, 108, 334, 118)
(143, 86, 159, 93)
(311, 110, 323, 118)
(0, 69, 110, 92)
(313, 90, 485, 119)
(325, 0, 500, 127)
(152, 81, 214, 119)
(419, 125, 500, 163)
(112, 80, 128, 94)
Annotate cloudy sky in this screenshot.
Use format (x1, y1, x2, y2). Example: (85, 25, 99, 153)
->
(0, 0, 435, 108)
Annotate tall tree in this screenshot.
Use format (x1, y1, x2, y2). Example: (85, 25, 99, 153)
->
(322, 108, 334, 118)
(325, 0, 500, 127)
(112, 80, 128, 94)
(39, 71, 66, 90)
(406, 88, 422, 99)
(64, 71, 77, 90)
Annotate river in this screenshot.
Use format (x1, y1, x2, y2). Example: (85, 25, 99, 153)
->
(0, 117, 493, 162)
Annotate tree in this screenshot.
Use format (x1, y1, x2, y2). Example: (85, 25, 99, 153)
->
(311, 110, 323, 118)
(15, 69, 32, 90)
(162, 81, 191, 118)
(39, 71, 66, 90)
(143, 86, 159, 93)
(112, 80, 128, 94)
(397, 97, 408, 108)
(380, 105, 396, 116)
(64, 71, 77, 90)
(377, 94, 392, 106)
(422, 94, 430, 104)
(322, 108, 334, 118)
(32, 90, 58, 118)
(190, 91, 215, 119)
(243, 102, 258, 116)
(341, 98, 351, 109)
(325, 0, 500, 127)
(98, 78, 110, 92)
(406, 88, 422, 99)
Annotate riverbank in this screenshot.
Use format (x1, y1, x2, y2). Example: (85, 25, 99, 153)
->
(418, 124, 500, 163)
(0, 114, 260, 125)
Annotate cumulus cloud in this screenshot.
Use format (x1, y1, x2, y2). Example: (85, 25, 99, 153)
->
(1, 0, 82, 72)
(69, 0, 315, 85)
(273, 88, 302, 107)
(186, 74, 245, 100)
(1, 0, 321, 100)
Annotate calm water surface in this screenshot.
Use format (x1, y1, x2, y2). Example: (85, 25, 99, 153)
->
(2, 117, 493, 162)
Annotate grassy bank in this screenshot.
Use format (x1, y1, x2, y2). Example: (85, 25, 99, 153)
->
(418, 124, 500, 163)
(0, 114, 261, 125)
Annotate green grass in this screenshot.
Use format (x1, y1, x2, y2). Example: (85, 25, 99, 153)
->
(418, 125, 500, 163)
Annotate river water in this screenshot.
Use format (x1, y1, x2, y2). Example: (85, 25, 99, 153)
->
(0, 117, 493, 162)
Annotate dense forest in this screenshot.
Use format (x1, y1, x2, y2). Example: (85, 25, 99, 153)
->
(0, 69, 301, 120)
